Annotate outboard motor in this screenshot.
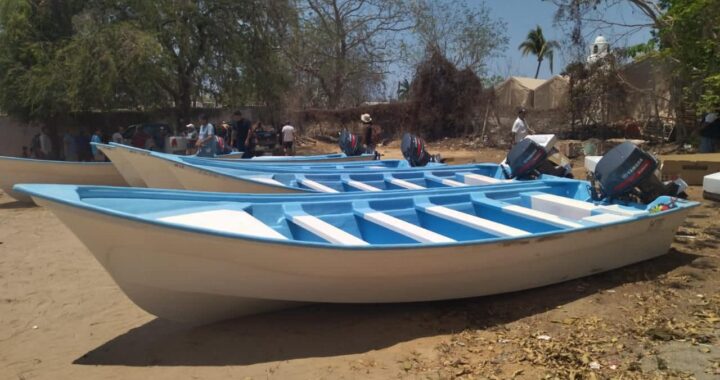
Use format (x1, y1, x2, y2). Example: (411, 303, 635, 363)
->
(400, 133, 443, 167)
(339, 129, 363, 156)
(592, 142, 688, 204)
(504, 135, 573, 179)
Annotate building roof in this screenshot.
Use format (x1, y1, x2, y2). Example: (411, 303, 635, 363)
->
(500, 76, 547, 90)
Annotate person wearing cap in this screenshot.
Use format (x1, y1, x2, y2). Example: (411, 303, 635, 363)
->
(511, 108, 534, 144)
(361, 113, 381, 154)
(699, 112, 720, 153)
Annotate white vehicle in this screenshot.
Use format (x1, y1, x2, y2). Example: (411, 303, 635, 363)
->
(122, 123, 187, 154)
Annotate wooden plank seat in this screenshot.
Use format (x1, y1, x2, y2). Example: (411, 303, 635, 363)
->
(159, 209, 288, 239)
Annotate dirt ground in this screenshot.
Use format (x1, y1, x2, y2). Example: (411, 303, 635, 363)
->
(0, 141, 718, 379)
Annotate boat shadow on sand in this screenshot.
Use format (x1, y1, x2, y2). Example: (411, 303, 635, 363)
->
(0, 200, 35, 209)
(74, 248, 698, 367)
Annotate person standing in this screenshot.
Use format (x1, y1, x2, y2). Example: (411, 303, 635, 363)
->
(511, 108, 534, 144)
(361, 113, 382, 155)
(90, 129, 104, 161)
(231, 111, 251, 152)
(699, 112, 719, 153)
(281, 122, 295, 155)
(39, 127, 53, 159)
(196, 114, 216, 157)
(63, 129, 78, 161)
(184, 123, 198, 155)
(242, 121, 261, 158)
(112, 126, 125, 144)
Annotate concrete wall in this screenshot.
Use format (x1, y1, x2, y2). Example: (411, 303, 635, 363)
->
(0, 116, 40, 157)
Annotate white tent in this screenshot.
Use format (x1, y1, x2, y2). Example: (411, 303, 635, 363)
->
(494, 77, 546, 109)
(534, 75, 569, 110)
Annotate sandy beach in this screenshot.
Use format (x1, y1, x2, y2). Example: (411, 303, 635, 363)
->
(1, 145, 718, 379)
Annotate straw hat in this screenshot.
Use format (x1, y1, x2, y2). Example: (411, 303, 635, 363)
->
(360, 114, 372, 123)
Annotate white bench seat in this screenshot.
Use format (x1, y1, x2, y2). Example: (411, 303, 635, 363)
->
(424, 206, 530, 237)
(529, 193, 646, 219)
(502, 204, 583, 228)
(346, 180, 381, 192)
(389, 178, 425, 190)
(300, 179, 339, 193)
(362, 211, 455, 243)
(439, 178, 468, 187)
(248, 176, 285, 186)
(159, 209, 287, 240)
(291, 215, 368, 245)
(463, 173, 504, 185)
(581, 213, 632, 224)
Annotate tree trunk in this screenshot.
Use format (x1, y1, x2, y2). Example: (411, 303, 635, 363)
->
(534, 59, 542, 79)
(177, 74, 193, 129)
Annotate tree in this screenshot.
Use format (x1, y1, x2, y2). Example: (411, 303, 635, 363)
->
(659, 0, 720, 113)
(396, 79, 410, 100)
(0, 0, 291, 125)
(551, 0, 720, 134)
(0, 0, 86, 121)
(404, 0, 508, 78)
(285, 0, 411, 109)
(518, 25, 560, 78)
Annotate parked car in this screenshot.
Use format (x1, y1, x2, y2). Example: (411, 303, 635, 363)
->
(122, 123, 187, 154)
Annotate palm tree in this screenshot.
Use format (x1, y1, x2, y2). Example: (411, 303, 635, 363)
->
(518, 25, 560, 79)
(396, 78, 411, 100)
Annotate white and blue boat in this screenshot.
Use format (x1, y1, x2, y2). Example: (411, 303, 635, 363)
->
(97, 142, 503, 192)
(168, 163, 513, 194)
(0, 156, 127, 203)
(99, 143, 384, 187)
(15, 179, 697, 323)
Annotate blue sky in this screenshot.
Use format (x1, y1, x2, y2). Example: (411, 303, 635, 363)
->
(388, 0, 655, 86)
(485, 0, 654, 79)
(484, 0, 650, 78)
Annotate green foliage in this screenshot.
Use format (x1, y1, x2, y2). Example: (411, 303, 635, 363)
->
(518, 25, 560, 78)
(407, 0, 508, 78)
(0, 0, 291, 122)
(660, 0, 720, 112)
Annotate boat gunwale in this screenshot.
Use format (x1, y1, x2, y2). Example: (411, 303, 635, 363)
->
(14, 183, 699, 252)
(0, 155, 117, 166)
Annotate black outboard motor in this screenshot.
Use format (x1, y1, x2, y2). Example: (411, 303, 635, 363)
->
(504, 138, 573, 179)
(592, 142, 687, 204)
(401, 133, 444, 167)
(339, 129, 363, 156)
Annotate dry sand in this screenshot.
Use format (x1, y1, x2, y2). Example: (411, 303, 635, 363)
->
(1, 143, 718, 379)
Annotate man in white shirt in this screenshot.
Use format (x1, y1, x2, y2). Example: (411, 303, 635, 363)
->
(511, 108, 534, 144)
(39, 127, 53, 158)
(281, 123, 295, 155)
(196, 114, 216, 157)
(112, 126, 125, 144)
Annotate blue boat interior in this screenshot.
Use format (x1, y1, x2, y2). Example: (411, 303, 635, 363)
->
(16, 180, 695, 248)
(174, 154, 426, 170)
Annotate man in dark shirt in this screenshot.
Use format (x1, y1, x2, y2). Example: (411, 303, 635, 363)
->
(231, 111, 251, 152)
